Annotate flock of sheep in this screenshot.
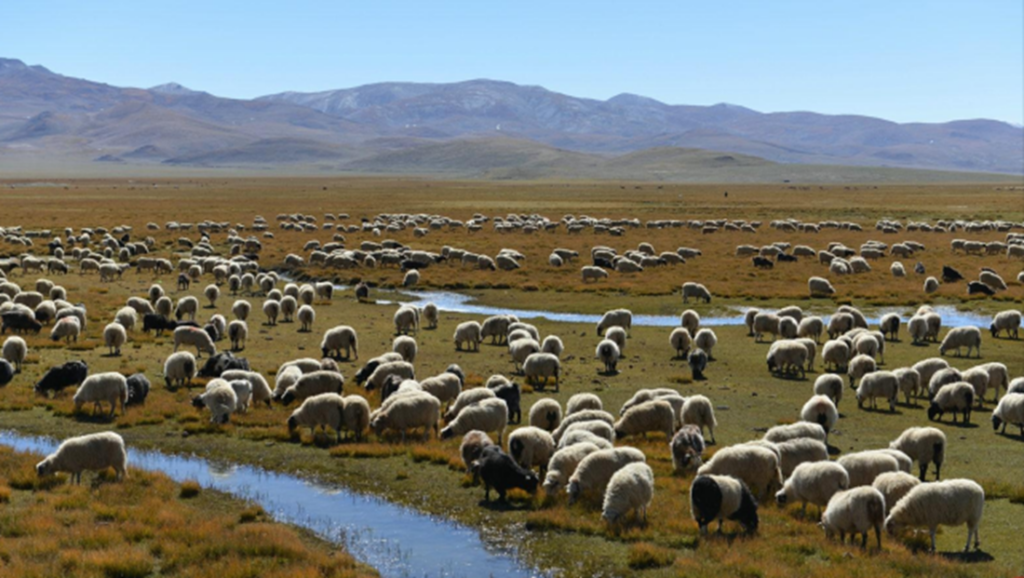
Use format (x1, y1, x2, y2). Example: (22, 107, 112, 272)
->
(2, 210, 1023, 562)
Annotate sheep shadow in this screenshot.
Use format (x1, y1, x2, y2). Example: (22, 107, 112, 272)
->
(857, 407, 903, 416)
(477, 498, 533, 512)
(598, 369, 620, 377)
(939, 550, 993, 563)
(73, 411, 119, 424)
(995, 430, 1024, 442)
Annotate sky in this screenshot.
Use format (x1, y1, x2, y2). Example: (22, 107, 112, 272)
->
(3, 0, 1022, 124)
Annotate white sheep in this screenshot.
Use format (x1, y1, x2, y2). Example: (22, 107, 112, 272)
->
(370, 390, 440, 442)
(697, 444, 782, 501)
(884, 479, 984, 553)
(837, 451, 900, 487)
(596, 309, 632, 336)
(419, 371, 463, 407)
(192, 379, 238, 423)
(767, 340, 807, 379)
(222, 379, 253, 413)
(341, 395, 371, 441)
(508, 426, 555, 473)
(977, 362, 1009, 402)
(232, 299, 251, 321)
(441, 397, 508, 443)
(580, 266, 609, 282)
(776, 460, 849, 517)
(287, 392, 346, 443)
(808, 276, 835, 297)
(50, 316, 81, 343)
(800, 395, 838, 443)
(163, 351, 196, 389)
(595, 339, 620, 374)
(939, 326, 982, 358)
(392, 335, 418, 362)
(776, 437, 829, 478)
(856, 370, 898, 412)
(365, 361, 416, 392)
(989, 310, 1021, 339)
(682, 395, 717, 444)
(613, 399, 675, 439)
(558, 429, 613, 451)
(927, 366, 963, 398)
(446, 387, 497, 421)
(509, 338, 541, 372)
(226, 320, 247, 351)
(847, 353, 876, 387)
(893, 367, 921, 405)
(821, 340, 850, 372)
(693, 328, 717, 360)
(798, 316, 824, 343)
(35, 431, 127, 484)
(103, 322, 127, 356)
(175, 296, 198, 321)
(764, 422, 826, 444)
(753, 312, 781, 342)
(453, 321, 482, 351)
(602, 462, 654, 526)
(296, 304, 315, 332)
(261, 299, 281, 325)
(567, 446, 646, 504)
(928, 382, 975, 424)
(821, 486, 886, 549)
(813, 374, 844, 408)
(522, 352, 560, 391)
(542, 441, 600, 496)
(114, 306, 138, 332)
(1, 336, 26, 372)
(872, 471, 920, 512)
(540, 335, 564, 357)
(680, 309, 700, 335)
(460, 430, 494, 473)
(991, 393, 1024, 437)
(220, 369, 272, 407)
(912, 357, 949, 391)
(669, 327, 692, 358)
(566, 393, 603, 415)
(529, 398, 562, 432)
(320, 325, 358, 360)
(281, 370, 345, 406)
(74, 372, 128, 417)
(173, 326, 216, 358)
(681, 282, 711, 303)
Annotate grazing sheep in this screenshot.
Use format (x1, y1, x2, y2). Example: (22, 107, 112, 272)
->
(798, 316, 825, 343)
(776, 437, 829, 478)
(670, 425, 706, 473)
(74, 372, 128, 418)
(827, 313, 854, 339)
(191, 379, 237, 424)
(528, 398, 562, 433)
(602, 462, 655, 526)
(595, 339, 620, 374)
(175, 296, 198, 321)
(604, 326, 627, 353)
(0, 359, 12, 387)
(814, 374, 844, 408)
(927, 366, 963, 398)
(991, 393, 1024, 437)
(808, 276, 835, 297)
(296, 304, 315, 332)
(989, 310, 1021, 339)
(227, 320, 247, 351)
(776, 461, 850, 517)
(690, 474, 759, 534)
(856, 371, 898, 412)
(884, 479, 984, 553)
(232, 299, 251, 321)
(697, 444, 782, 501)
(924, 276, 940, 293)
(912, 357, 949, 392)
(471, 446, 539, 502)
(680, 309, 700, 335)
(681, 282, 712, 303)
(114, 306, 138, 332)
(453, 321, 482, 351)
(486, 377, 521, 424)
(204, 284, 219, 308)
(800, 395, 838, 443)
(103, 322, 127, 356)
(977, 362, 1009, 402)
(460, 430, 494, 473)
(319, 325, 358, 361)
(280, 370, 345, 406)
(581, 265, 609, 282)
(566, 393, 603, 415)
(220, 369, 273, 408)
(669, 327, 692, 358)
(596, 309, 632, 336)
(163, 352, 196, 389)
(764, 422, 826, 445)
(838, 451, 901, 487)
(613, 400, 675, 439)
(371, 390, 441, 442)
(893, 367, 921, 405)
(1, 336, 27, 372)
(939, 326, 982, 358)
(440, 397, 508, 443)
(35, 431, 127, 484)
(568, 447, 647, 504)
(542, 442, 601, 496)
(49, 316, 80, 343)
(173, 325, 216, 358)
(821, 340, 850, 372)
(392, 335, 417, 363)
(693, 328, 717, 360)
(508, 426, 556, 473)
(847, 353, 877, 387)
(682, 395, 717, 444)
(540, 335, 564, 357)
(446, 388, 497, 421)
(767, 340, 807, 379)
(522, 352, 560, 391)
(928, 382, 974, 424)
(287, 393, 346, 443)
(753, 312, 781, 342)
(821, 487, 886, 549)
(872, 472, 921, 511)
(417, 370, 463, 408)
(364, 360, 416, 392)
(879, 313, 901, 341)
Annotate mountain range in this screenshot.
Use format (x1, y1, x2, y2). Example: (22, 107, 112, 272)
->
(1, 57, 1021, 180)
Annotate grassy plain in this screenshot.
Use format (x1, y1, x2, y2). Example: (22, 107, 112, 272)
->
(0, 177, 1023, 577)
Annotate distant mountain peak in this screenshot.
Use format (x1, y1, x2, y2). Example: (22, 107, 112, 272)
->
(150, 82, 205, 96)
(607, 93, 665, 107)
(0, 57, 51, 75)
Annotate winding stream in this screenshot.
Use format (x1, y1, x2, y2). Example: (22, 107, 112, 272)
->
(0, 431, 542, 578)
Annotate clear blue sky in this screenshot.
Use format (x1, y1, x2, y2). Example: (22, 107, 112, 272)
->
(3, 0, 1022, 124)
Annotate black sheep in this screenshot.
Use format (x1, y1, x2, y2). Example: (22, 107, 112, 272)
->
(942, 265, 964, 283)
(355, 283, 370, 301)
(34, 360, 89, 397)
(776, 253, 797, 263)
(0, 359, 14, 387)
(593, 257, 614, 269)
(752, 256, 773, 269)
(967, 281, 995, 296)
(471, 446, 538, 502)
(489, 381, 521, 424)
(355, 359, 383, 386)
(197, 352, 250, 378)
(379, 374, 406, 403)
(126, 373, 151, 406)
(177, 273, 191, 291)
(142, 313, 176, 336)
(1, 311, 43, 335)
(690, 474, 759, 535)
(689, 348, 708, 380)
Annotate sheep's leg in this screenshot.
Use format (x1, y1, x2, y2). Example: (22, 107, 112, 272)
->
(929, 528, 937, 552)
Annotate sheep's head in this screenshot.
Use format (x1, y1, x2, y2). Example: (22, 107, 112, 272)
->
(191, 395, 205, 409)
(36, 458, 55, 478)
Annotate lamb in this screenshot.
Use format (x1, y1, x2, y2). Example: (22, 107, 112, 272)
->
(821, 340, 850, 372)
(102, 322, 127, 356)
(991, 393, 1024, 437)
(566, 393, 603, 415)
(1, 336, 26, 372)
(529, 398, 562, 432)
(596, 309, 632, 336)
(35, 431, 127, 484)
(800, 395, 838, 443)
(220, 369, 273, 408)
(682, 395, 717, 444)
(776, 437, 829, 478)
(287, 392, 346, 443)
(813, 374, 844, 408)
(191, 379, 238, 424)
(688, 348, 708, 380)
(580, 265, 609, 282)
(508, 426, 556, 473)
(364, 361, 416, 391)
(938, 326, 982, 358)
(613, 399, 675, 440)
(602, 462, 655, 526)
(460, 430, 494, 473)
(440, 397, 508, 443)
(392, 335, 418, 363)
(764, 422, 826, 444)
(74, 372, 128, 418)
(49, 316, 80, 343)
(681, 282, 712, 303)
(776, 461, 850, 517)
(846, 353, 877, 387)
(522, 352, 560, 391)
(808, 276, 835, 297)
(471, 446, 539, 502)
(690, 474, 759, 534)
(884, 479, 984, 553)
(370, 390, 441, 442)
(542, 442, 601, 496)
(989, 310, 1021, 339)
(766, 340, 807, 379)
(821, 487, 886, 549)
(280, 370, 346, 406)
(872, 472, 921, 511)
(697, 444, 782, 501)
(173, 326, 216, 358)
(567, 447, 647, 504)
(453, 321, 482, 351)
(856, 371, 899, 412)
(694, 328, 717, 360)
(670, 425, 706, 473)
(928, 382, 974, 424)
(837, 451, 901, 487)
